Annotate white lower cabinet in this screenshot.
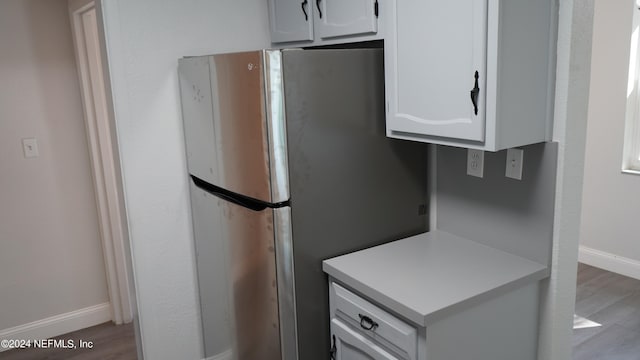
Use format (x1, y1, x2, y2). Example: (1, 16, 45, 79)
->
(329, 282, 417, 360)
(331, 319, 399, 360)
(329, 280, 540, 360)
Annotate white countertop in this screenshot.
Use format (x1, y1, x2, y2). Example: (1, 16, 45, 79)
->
(322, 230, 549, 327)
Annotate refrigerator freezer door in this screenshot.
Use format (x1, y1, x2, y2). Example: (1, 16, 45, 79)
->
(178, 57, 221, 186)
(190, 180, 282, 360)
(179, 51, 290, 204)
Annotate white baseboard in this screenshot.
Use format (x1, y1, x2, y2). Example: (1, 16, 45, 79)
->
(0, 302, 112, 352)
(579, 246, 640, 280)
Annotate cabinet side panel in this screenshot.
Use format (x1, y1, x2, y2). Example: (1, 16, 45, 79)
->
(426, 282, 540, 360)
(495, 0, 555, 149)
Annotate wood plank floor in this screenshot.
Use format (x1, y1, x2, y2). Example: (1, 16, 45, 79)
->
(3, 265, 636, 360)
(1, 322, 137, 360)
(573, 263, 640, 360)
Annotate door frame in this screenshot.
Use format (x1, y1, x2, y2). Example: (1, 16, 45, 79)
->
(68, 0, 133, 325)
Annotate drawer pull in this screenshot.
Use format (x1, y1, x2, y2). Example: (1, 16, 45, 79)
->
(329, 335, 336, 359)
(358, 314, 379, 331)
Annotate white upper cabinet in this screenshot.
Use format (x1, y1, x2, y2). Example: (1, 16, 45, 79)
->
(315, 0, 378, 40)
(269, 0, 314, 43)
(385, 0, 557, 151)
(269, 0, 381, 45)
(387, 0, 486, 143)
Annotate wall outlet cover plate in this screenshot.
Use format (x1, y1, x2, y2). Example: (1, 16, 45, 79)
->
(505, 148, 524, 180)
(467, 149, 484, 178)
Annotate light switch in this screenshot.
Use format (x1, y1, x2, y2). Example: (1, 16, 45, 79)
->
(505, 148, 524, 180)
(22, 138, 39, 158)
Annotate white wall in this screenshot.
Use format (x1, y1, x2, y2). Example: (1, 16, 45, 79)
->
(579, 0, 640, 279)
(538, 0, 594, 359)
(98, 2, 600, 360)
(0, 0, 109, 329)
(100, 1, 271, 358)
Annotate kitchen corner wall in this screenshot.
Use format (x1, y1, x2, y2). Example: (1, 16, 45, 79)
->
(436, 143, 558, 267)
(580, 0, 640, 279)
(0, 0, 109, 331)
(100, 1, 271, 358)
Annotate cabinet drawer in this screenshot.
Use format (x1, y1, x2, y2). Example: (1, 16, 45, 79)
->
(331, 318, 399, 359)
(330, 282, 417, 360)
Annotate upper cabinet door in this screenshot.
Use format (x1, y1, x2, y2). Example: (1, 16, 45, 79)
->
(315, 0, 378, 39)
(269, 0, 314, 43)
(386, 0, 487, 142)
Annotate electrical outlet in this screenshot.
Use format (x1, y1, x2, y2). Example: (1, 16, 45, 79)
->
(467, 149, 484, 178)
(22, 138, 39, 158)
(505, 148, 524, 180)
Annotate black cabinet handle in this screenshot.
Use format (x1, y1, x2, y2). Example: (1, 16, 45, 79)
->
(470, 71, 480, 116)
(316, 0, 323, 18)
(329, 335, 336, 359)
(358, 314, 379, 331)
(301, 0, 308, 21)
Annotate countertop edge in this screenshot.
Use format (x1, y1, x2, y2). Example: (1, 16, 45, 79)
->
(324, 262, 548, 327)
(322, 231, 550, 327)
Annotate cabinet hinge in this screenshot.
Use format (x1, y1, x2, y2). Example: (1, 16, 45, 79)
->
(374, 0, 379, 17)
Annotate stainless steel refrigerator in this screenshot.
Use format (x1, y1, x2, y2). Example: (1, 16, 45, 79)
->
(178, 48, 427, 360)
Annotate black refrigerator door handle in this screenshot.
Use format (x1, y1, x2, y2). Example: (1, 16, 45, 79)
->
(190, 175, 289, 211)
(191, 175, 266, 211)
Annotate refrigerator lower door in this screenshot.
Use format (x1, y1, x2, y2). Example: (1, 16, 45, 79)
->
(190, 181, 283, 360)
(273, 206, 298, 360)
